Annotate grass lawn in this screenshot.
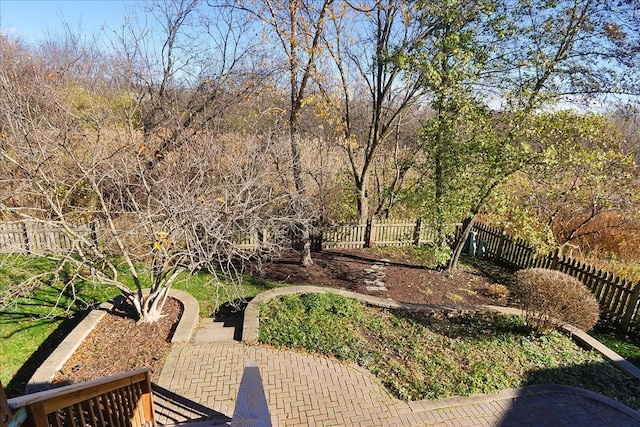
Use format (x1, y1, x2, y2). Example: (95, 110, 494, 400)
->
(590, 328, 640, 368)
(258, 292, 640, 410)
(0, 287, 116, 394)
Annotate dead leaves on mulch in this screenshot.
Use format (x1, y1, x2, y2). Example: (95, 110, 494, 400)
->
(54, 297, 182, 386)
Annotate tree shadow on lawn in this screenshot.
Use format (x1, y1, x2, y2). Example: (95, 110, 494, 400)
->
(460, 255, 517, 286)
(2, 309, 89, 398)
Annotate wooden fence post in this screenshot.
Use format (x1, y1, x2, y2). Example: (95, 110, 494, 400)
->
(22, 222, 31, 253)
(365, 218, 374, 248)
(413, 218, 422, 246)
(90, 221, 100, 250)
(550, 249, 560, 270)
(495, 229, 506, 263)
(620, 280, 640, 333)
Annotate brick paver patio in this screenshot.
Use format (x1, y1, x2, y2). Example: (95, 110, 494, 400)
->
(156, 341, 640, 426)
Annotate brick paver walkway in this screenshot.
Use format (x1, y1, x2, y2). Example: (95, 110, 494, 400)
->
(157, 342, 640, 426)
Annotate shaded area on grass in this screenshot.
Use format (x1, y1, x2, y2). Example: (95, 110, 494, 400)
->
(0, 281, 115, 398)
(2, 311, 87, 397)
(590, 326, 640, 369)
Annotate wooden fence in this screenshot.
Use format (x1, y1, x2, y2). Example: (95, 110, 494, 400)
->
(317, 218, 448, 249)
(3, 219, 639, 333)
(473, 222, 640, 334)
(0, 222, 98, 255)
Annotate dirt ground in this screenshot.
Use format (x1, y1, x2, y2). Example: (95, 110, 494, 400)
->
(255, 249, 514, 307)
(53, 248, 514, 387)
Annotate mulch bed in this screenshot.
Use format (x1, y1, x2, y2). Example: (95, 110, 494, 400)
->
(53, 297, 182, 386)
(254, 249, 513, 307)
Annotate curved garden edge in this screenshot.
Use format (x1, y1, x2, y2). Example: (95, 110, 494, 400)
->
(242, 285, 640, 382)
(25, 289, 199, 393)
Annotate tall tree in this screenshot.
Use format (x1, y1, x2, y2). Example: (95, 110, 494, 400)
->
(403, 0, 640, 269)
(325, 0, 433, 222)
(238, 0, 333, 265)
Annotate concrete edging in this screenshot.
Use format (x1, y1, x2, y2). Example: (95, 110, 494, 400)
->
(26, 289, 199, 393)
(242, 286, 640, 382)
(166, 289, 199, 344)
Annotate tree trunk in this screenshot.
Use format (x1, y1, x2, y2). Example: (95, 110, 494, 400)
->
(300, 231, 313, 266)
(128, 286, 170, 323)
(447, 215, 475, 271)
(290, 125, 313, 266)
(356, 183, 369, 223)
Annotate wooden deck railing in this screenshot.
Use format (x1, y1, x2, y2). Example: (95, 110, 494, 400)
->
(4, 369, 155, 427)
(3, 363, 272, 427)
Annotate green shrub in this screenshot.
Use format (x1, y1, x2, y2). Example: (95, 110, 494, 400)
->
(514, 268, 599, 334)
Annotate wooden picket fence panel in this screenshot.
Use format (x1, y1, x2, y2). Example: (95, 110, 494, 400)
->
(473, 222, 640, 334)
(319, 218, 444, 249)
(0, 222, 98, 255)
(321, 223, 369, 249)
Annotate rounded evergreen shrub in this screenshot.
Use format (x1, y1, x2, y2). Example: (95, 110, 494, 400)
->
(514, 268, 600, 334)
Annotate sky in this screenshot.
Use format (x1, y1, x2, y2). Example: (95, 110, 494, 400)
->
(0, 0, 137, 44)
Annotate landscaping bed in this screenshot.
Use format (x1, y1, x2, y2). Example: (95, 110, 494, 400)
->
(53, 297, 182, 386)
(253, 248, 514, 307)
(41, 249, 512, 391)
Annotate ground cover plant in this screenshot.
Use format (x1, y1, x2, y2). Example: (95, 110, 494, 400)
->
(258, 293, 640, 410)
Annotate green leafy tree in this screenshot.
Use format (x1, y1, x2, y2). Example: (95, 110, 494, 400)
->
(490, 111, 640, 258)
(403, 0, 640, 270)
(399, 0, 527, 269)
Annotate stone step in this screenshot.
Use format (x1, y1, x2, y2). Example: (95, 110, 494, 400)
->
(190, 317, 242, 344)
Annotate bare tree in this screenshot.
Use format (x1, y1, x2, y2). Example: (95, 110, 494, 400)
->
(324, 1, 433, 222)
(236, 0, 333, 265)
(109, 0, 264, 167)
(0, 16, 304, 323)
